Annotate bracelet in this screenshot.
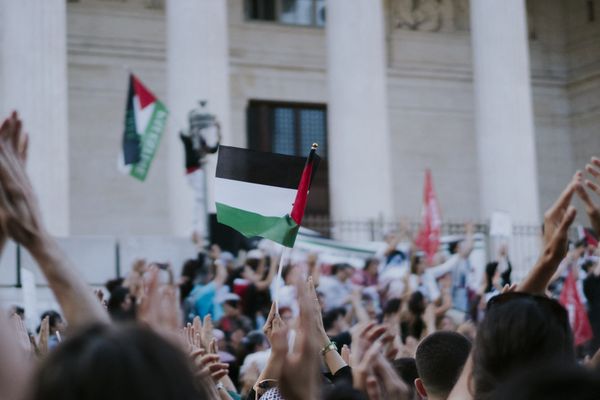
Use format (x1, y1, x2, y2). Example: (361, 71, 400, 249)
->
(215, 382, 225, 391)
(321, 341, 338, 356)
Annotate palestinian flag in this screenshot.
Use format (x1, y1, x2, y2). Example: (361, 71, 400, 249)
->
(121, 74, 168, 181)
(215, 145, 320, 247)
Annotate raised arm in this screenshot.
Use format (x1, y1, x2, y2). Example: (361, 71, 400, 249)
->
(459, 222, 475, 258)
(0, 112, 109, 328)
(213, 259, 227, 288)
(577, 158, 600, 234)
(519, 176, 578, 295)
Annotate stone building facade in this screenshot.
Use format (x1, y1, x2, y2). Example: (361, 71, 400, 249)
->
(1, 0, 599, 238)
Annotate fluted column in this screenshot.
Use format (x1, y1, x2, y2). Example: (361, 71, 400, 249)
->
(470, 0, 540, 224)
(0, 0, 70, 235)
(166, 0, 231, 236)
(326, 0, 394, 232)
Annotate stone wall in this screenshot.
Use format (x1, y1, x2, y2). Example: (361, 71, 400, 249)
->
(67, 1, 169, 235)
(64, 0, 598, 233)
(565, 0, 600, 209)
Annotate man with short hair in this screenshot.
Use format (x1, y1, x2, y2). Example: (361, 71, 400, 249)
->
(414, 331, 471, 400)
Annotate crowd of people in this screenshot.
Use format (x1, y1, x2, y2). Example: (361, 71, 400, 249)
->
(2, 110, 600, 400)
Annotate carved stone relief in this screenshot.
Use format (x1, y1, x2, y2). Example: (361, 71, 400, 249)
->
(393, 0, 535, 38)
(393, 0, 464, 32)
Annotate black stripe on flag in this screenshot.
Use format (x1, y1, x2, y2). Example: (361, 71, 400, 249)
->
(217, 146, 320, 190)
(122, 75, 141, 165)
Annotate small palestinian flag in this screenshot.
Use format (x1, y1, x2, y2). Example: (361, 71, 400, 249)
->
(215, 145, 320, 247)
(121, 74, 168, 181)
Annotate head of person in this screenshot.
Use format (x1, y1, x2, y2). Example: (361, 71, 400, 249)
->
(222, 297, 241, 317)
(408, 291, 426, 317)
(181, 258, 204, 284)
(323, 307, 348, 334)
(383, 298, 402, 321)
(107, 287, 135, 320)
(581, 259, 596, 274)
(437, 315, 457, 332)
(392, 358, 419, 399)
(473, 293, 575, 400)
(363, 257, 379, 276)
(447, 240, 461, 256)
(245, 249, 263, 271)
(28, 323, 213, 400)
(281, 264, 299, 286)
(574, 239, 587, 258)
(384, 231, 399, 246)
(278, 306, 294, 326)
(196, 264, 214, 286)
(10, 305, 25, 320)
(485, 262, 500, 293)
(40, 310, 66, 335)
(331, 263, 353, 282)
(492, 364, 600, 400)
(219, 251, 236, 273)
(240, 330, 268, 361)
(414, 331, 472, 400)
(410, 254, 425, 275)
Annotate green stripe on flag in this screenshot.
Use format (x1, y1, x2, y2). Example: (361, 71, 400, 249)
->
(130, 101, 168, 181)
(216, 202, 299, 247)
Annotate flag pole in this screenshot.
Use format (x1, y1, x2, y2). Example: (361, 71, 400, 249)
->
(274, 246, 288, 314)
(274, 142, 318, 313)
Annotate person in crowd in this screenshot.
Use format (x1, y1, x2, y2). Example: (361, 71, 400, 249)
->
(584, 257, 600, 353)
(423, 224, 475, 319)
(30, 324, 217, 400)
(3, 112, 600, 400)
(38, 310, 66, 350)
(238, 330, 271, 394)
(185, 259, 227, 322)
(319, 263, 354, 311)
(414, 331, 471, 400)
(495, 244, 513, 287)
(107, 286, 135, 321)
(237, 251, 277, 329)
(352, 257, 379, 288)
(217, 293, 253, 340)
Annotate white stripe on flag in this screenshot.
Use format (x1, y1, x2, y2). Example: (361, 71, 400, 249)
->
(215, 177, 296, 217)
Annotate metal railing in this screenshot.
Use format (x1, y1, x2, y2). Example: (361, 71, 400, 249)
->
(302, 215, 546, 281)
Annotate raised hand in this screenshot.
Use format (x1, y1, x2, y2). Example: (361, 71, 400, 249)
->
(576, 158, 600, 234)
(0, 113, 108, 327)
(519, 176, 578, 294)
(0, 112, 43, 248)
(138, 267, 181, 339)
(278, 277, 321, 400)
(37, 315, 50, 357)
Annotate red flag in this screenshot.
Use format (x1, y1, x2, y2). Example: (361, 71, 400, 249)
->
(559, 266, 593, 346)
(415, 169, 442, 263)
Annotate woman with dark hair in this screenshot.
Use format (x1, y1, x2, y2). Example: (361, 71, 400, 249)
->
(401, 291, 427, 342)
(473, 293, 575, 400)
(28, 323, 216, 400)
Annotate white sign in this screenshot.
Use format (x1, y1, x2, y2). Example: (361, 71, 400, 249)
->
(490, 211, 513, 238)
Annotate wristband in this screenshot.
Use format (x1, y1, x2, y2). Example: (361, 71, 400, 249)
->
(321, 341, 338, 356)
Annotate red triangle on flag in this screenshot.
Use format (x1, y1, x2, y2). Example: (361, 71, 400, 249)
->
(132, 74, 157, 109)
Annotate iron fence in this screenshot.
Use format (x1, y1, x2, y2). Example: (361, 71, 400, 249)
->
(302, 215, 553, 281)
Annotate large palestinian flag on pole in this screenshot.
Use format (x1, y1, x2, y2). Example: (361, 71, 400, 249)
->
(121, 74, 168, 181)
(215, 145, 320, 247)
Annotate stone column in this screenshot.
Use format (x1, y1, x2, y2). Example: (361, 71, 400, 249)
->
(166, 0, 231, 237)
(470, 0, 540, 224)
(0, 0, 70, 235)
(326, 0, 394, 234)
